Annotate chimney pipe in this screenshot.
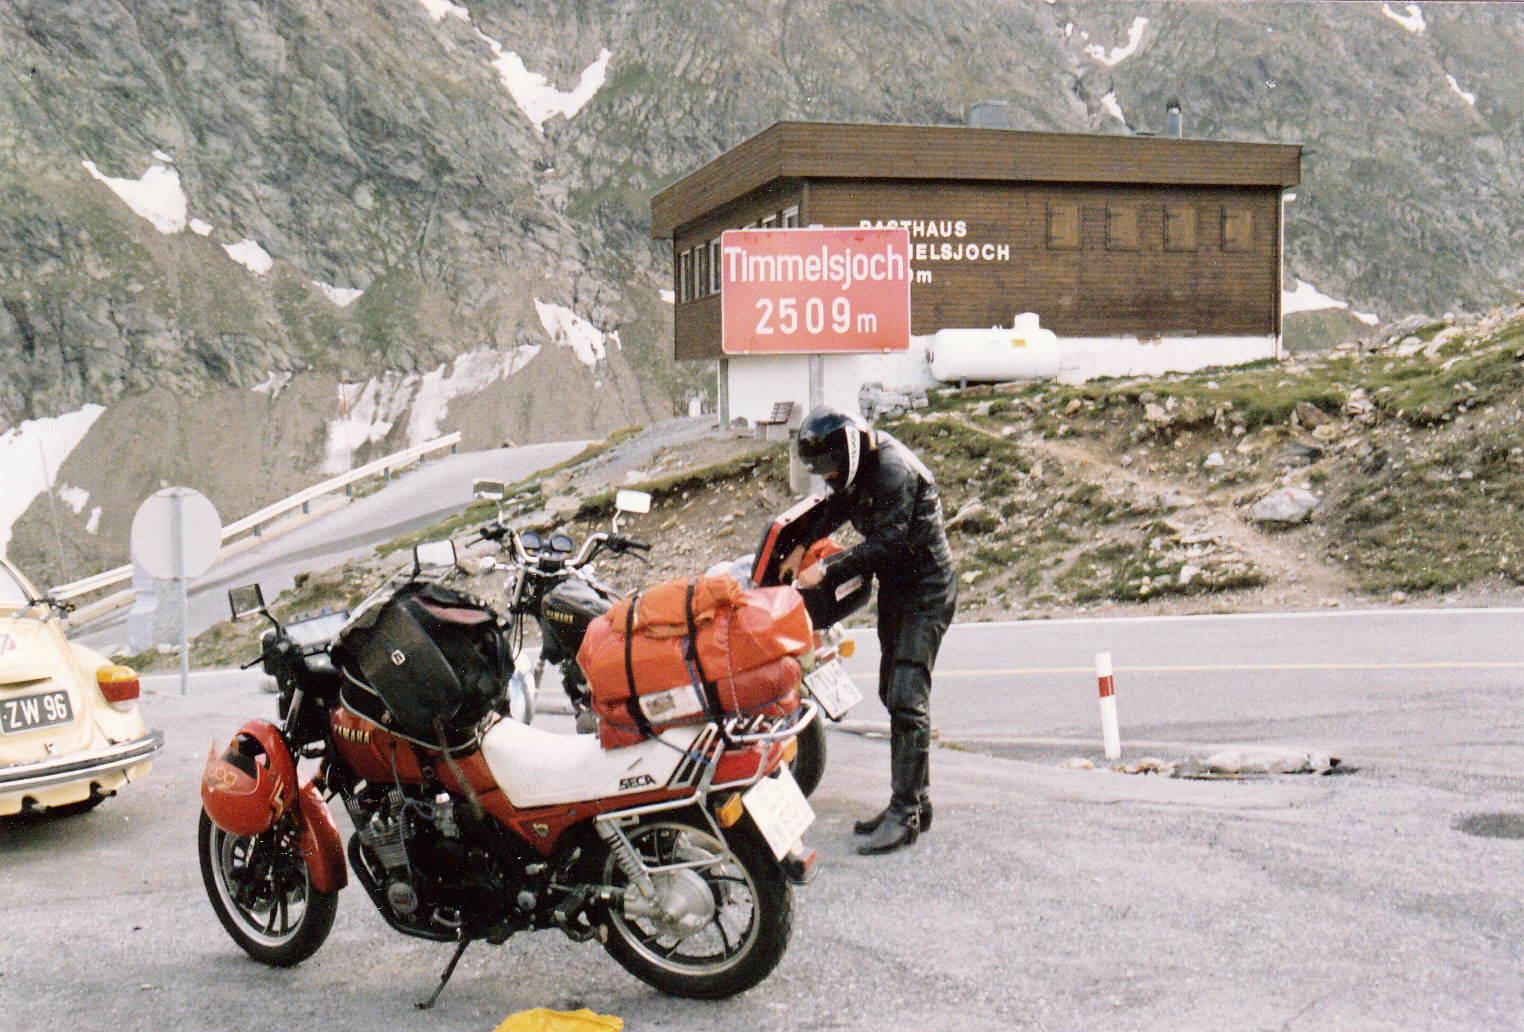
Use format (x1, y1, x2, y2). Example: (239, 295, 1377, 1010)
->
(1165, 99, 1182, 138)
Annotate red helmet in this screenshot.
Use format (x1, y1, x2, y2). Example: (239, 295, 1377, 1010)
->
(201, 720, 297, 838)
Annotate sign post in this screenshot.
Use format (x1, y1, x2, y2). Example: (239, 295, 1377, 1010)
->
(720, 226, 911, 355)
(131, 488, 222, 695)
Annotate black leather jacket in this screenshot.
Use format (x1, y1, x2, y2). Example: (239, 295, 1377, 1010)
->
(799, 430, 955, 597)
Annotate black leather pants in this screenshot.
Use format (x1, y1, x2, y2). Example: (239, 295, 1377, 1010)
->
(876, 582, 956, 813)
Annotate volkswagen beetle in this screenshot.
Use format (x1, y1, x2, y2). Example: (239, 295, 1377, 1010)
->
(0, 555, 163, 817)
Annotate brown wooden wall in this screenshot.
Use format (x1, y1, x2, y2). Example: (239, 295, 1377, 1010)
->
(673, 178, 1282, 360)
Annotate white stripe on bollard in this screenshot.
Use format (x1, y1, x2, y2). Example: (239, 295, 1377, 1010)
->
(1096, 651, 1120, 761)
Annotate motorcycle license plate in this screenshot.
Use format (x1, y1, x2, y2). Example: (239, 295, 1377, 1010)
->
(804, 659, 862, 720)
(743, 766, 815, 860)
(1, 689, 74, 735)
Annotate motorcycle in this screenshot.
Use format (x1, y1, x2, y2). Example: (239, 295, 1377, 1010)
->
(471, 485, 864, 798)
(198, 534, 818, 1007)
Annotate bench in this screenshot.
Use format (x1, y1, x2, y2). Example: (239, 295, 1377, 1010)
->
(755, 400, 794, 441)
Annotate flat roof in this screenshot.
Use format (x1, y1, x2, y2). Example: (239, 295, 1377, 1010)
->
(651, 120, 1302, 238)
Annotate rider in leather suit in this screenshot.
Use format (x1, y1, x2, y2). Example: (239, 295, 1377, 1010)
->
(785, 406, 957, 855)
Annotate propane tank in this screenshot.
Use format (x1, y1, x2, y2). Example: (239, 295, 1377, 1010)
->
(928, 312, 1060, 384)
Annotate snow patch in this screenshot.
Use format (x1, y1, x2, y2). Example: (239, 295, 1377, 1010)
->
(1382, 3, 1425, 33)
(252, 371, 293, 398)
(1446, 74, 1476, 106)
(479, 34, 613, 130)
(85, 507, 101, 535)
(1100, 91, 1127, 126)
(322, 375, 417, 475)
(152, 149, 174, 163)
(0, 404, 106, 556)
(314, 281, 364, 306)
(1085, 16, 1147, 66)
(1283, 278, 1351, 315)
(56, 485, 90, 515)
(82, 160, 187, 235)
(534, 300, 610, 367)
(660, 289, 675, 304)
(417, 0, 469, 21)
(407, 345, 543, 445)
(189, 218, 213, 236)
(223, 239, 274, 276)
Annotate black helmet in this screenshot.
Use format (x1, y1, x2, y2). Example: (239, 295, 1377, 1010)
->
(796, 406, 872, 491)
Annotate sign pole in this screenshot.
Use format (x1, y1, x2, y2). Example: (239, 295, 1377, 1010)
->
(174, 490, 190, 696)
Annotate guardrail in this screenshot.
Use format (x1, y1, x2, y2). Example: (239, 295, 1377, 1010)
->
(51, 432, 462, 601)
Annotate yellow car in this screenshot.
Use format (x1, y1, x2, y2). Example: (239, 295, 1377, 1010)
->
(0, 555, 162, 817)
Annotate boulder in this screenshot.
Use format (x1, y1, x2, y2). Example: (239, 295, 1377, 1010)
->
(1249, 487, 1320, 523)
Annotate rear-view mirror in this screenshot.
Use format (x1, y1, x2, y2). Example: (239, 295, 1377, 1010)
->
(228, 584, 266, 620)
(473, 480, 506, 502)
(414, 539, 457, 569)
(615, 490, 651, 515)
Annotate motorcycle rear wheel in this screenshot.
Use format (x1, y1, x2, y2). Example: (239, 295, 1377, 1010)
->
(788, 715, 827, 798)
(600, 814, 792, 999)
(198, 809, 338, 967)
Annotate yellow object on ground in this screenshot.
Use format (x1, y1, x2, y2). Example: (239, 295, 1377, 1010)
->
(493, 1008, 623, 1032)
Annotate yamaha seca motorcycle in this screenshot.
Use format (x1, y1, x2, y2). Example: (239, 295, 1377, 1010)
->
(198, 532, 818, 1007)
(471, 483, 864, 798)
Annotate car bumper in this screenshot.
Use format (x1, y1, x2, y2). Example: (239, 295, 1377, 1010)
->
(0, 729, 165, 794)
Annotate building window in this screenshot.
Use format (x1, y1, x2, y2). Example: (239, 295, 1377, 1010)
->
(782, 205, 799, 228)
(1164, 203, 1197, 251)
(1222, 208, 1253, 251)
(1047, 201, 1080, 249)
(695, 244, 708, 297)
(678, 248, 692, 302)
(709, 239, 721, 292)
(1107, 204, 1139, 251)
(760, 213, 777, 229)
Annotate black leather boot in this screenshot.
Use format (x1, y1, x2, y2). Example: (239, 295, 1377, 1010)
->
(855, 804, 918, 855)
(856, 730, 928, 855)
(852, 795, 932, 836)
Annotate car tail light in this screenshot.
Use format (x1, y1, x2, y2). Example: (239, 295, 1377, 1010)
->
(97, 665, 140, 711)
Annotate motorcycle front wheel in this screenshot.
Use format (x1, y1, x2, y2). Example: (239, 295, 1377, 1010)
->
(198, 809, 338, 967)
(788, 715, 827, 798)
(600, 814, 793, 999)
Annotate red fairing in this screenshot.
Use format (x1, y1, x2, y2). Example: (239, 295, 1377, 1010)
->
(297, 782, 347, 893)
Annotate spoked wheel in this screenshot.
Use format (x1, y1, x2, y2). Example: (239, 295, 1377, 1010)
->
(600, 815, 792, 999)
(788, 716, 828, 798)
(198, 809, 338, 967)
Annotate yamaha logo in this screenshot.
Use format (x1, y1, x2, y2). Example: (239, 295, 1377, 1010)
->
(390, 648, 406, 666)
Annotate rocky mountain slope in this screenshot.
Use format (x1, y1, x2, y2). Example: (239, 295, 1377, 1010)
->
(5, 0, 1524, 583)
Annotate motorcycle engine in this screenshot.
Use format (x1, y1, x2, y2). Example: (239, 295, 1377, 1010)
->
(346, 785, 518, 934)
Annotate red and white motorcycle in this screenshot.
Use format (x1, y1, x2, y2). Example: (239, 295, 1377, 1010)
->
(198, 530, 817, 1007)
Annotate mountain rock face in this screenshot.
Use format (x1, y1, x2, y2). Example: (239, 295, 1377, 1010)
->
(3, 0, 1521, 580)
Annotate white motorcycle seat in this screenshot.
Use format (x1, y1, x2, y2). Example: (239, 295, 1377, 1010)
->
(480, 719, 704, 809)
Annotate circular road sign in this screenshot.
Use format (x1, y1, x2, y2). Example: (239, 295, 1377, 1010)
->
(131, 488, 223, 580)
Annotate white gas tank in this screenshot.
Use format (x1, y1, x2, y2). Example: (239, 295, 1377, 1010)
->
(929, 312, 1060, 383)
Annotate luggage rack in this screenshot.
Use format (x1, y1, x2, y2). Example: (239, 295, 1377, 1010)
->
(723, 698, 817, 745)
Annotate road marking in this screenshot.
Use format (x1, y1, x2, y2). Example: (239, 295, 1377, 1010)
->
(848, 662, 1524, 676)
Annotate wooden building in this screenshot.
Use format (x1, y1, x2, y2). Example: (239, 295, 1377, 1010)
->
(650, 121, 1302, 424)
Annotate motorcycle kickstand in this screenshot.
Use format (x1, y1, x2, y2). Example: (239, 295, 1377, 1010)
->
(415, 936, 473, 1010)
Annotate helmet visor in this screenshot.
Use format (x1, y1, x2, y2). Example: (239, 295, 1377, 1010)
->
(799, 449, 841, 478)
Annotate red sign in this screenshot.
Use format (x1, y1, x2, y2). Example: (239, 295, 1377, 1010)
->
(720, 227, 910, 354)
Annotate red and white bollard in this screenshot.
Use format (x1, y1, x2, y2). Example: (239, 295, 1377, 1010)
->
(1096, 652, 1121, 761)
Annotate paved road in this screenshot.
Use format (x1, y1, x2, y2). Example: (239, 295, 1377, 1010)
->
(3, 609, 1521, 1031)
(70, 440, 591, 655)
(839, 606, 1524, 778)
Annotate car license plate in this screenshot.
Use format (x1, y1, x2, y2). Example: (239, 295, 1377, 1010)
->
(743, 766, 815, 860)
(1, 689, 74, 735)
(804, 658, 862, 720)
